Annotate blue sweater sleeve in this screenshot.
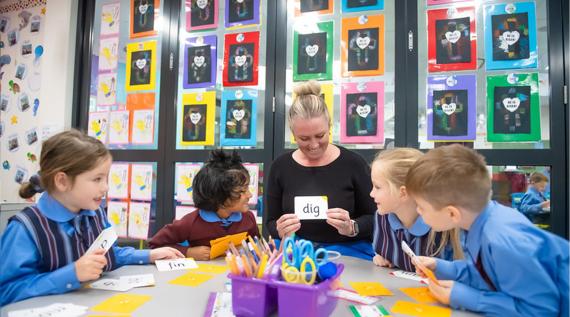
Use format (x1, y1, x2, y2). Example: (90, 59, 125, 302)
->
(0, 221, 81, 306)
(519, 192, 543, 215)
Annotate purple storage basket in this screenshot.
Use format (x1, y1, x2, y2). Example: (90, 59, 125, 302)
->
(274, 263, 344, 317)
(229, 274, 278, 317)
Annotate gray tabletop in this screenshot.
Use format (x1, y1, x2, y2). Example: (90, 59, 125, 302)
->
(1, 256, 481, 317)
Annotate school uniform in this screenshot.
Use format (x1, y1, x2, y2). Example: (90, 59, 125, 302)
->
(148, 209, 259, 255)
(434, 201, 569, 317)
(373, 213, 452, 272)
(519, 187, 548, 219)
(0, 193, 150, 306)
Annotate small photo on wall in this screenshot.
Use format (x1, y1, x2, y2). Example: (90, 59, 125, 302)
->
(184, 35, 217, 89)
(226, 0, 260, 28)
(100, 3, 120, 36)
(341, 15, 384, 77)
(295, 0, 333, 16)
(223, 32, 259, 87)
(427, 74, 476, 141)
(180, 92, 216, 146)
(220, 89, 257, 147)
(340, 81, 384, 144)
(485, 2, 537, 70)
(486, 73, 540, 142)
(126, 41, 157, 91)
(293, 21, 333, 81)
(342, 0, 383, 13)
(130, 0, 159, 38)
(427, 6, 476, 72)
(187, 0, 218, 31)
(0, 17, 9, 33)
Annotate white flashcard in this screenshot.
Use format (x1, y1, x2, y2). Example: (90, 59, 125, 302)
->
(401, 240, 417, 259)
(390, 270, 428, 284)
(8, 303, 88, 317)
(89, 278, 132, 292)
(155, 258, 198, 272)
(85, 227, 117, 255)
(294, 196, 328, 220)
(120, 274, 155, 288)
(329, 289, 379, 305)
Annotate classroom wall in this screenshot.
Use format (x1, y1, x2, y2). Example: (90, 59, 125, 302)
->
(0, 0, 77, 204)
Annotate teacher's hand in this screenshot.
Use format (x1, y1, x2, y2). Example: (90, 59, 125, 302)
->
(276, 213, 301, 239)
(326, 208, 354, 237)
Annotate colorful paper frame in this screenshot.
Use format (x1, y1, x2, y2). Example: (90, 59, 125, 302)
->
(341, 14, 385, 77)
(183, 35, 217, 89)
(427, 74, 476, 141)
(225, 0, 260, 28)
(342, 0, 383, 13)
(294, 0, 333, 16)
(220, 89, 257, 146)
(186, 0, 219, 31)
(126, 41, 157, 91)
(293, 21, 334, 81)
(340, 81, 384, 144)
(484, 2, 537, 70)
(130, 0, 159, 39)
(223, 31, 259, 87)
(180, 91, 216, 146)
(427, 6, 477, 72)
(487, 73, 540, 142)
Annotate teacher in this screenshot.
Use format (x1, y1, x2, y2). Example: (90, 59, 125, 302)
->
(264, 81, 376, 260)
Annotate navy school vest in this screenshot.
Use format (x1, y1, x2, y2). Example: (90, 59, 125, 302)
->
(9, 206, 118, 272)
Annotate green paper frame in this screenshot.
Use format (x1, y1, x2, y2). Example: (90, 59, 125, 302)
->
(486, 73, 540, 142)
(293, 21, 333, 81)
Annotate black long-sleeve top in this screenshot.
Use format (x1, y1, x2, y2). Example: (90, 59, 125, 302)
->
(264, 146, 375, 243)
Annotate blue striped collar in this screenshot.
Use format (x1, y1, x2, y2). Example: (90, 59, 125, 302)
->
(199, 209, 242, 227)
(387, 213, 430, 236)
(36, 193, 97, 223)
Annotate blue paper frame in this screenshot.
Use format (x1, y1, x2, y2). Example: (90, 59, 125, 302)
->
(183, 35, 217, 89)
(484, 2, 537, 70)
(220, 89, 257, 146)
(342, 0, 383, 13)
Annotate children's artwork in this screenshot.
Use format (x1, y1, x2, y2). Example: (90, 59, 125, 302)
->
(342, 0, 383, 13)
(295, 0, 333, 16)
(225, 0, 260, 28)
(128, 202, 151, 239)
(175, 163, 202, 203)
(98, 37, 119, 71)
(19, 93, 31, 112)
(487, 73, 540, 142)
(341, 14, 384, 77)
(220, 89, 257, 146)
(484, 2, 537, 70)
(126, 41, 157, 91)
(100, 3, 120, 36)
(109, 110, 130, 145)
(30, 15, 41, 33)
(91, 294, 152, 314)
(7, 29, 18, 46)
(180, 92, 216, 146)
(97, 73, 118, 107)
(427, 6, 477, 72)
(175, 205, 196, 220)
(340, 81, 384, 144)
(15, 63, 27, 80)
(108, 163, 130, 199)
(290, 83, 334, 144)
(88, 111, 109, 143)
(223, 32, 259, 87)
(427, 0, 471, 5)
(293, 21, 333, 81)
(25, 128, 38, 145)
(186, 0, 218, 31)
(130, 163, 154, 201)
(107, 201, 129, 237)
(427, 74, 476, 141)
(131, 109, 154, 144)
(243, 163, 259, 205)
(391, 301, 451, 317)
(130, 0, 159, 38)
(183, 35, 217, 89)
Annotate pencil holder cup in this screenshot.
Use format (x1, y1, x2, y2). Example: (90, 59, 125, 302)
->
(229, 274, 277, 317)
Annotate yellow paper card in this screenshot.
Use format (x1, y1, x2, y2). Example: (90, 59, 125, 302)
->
(91, 294, 151, 314)
(193, 263, 228, 275)
(169, 272, 213, 287)
(180, 92, 216, 146)
(391, 301, 451, 317)
(349, 281, 393, 296)
(87, 315, 131, 317)
(399, 287, 438, 304)
(209, 231, 248, 259)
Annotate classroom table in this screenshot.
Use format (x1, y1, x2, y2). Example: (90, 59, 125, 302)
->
(1, 256, 482, 317)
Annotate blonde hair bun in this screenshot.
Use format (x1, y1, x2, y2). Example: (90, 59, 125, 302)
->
(293, 80, 321, 97)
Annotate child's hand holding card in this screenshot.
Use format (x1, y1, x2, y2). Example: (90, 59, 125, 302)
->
(401, 241, 440, 286)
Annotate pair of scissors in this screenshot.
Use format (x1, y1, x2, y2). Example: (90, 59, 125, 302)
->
(281, 238, 328, 284)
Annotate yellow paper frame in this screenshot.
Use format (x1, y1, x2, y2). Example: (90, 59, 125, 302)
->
(180, 91, 216, 146)
(341, 14, 385, 77)
(290, 83, 334, 144)
(126, 40, 157, 92)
